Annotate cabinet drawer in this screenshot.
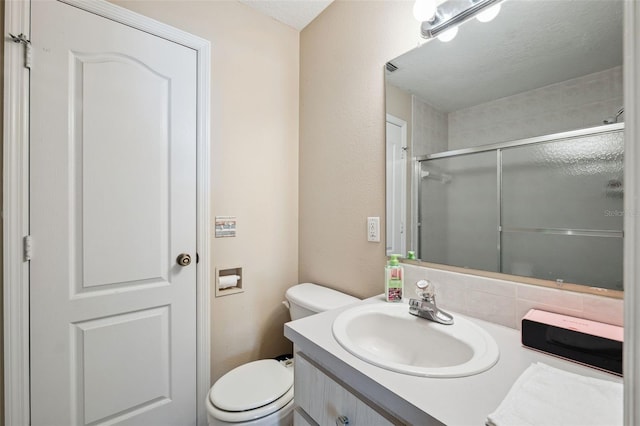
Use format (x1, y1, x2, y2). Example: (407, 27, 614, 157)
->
(294, 407, 318, 426)
(294, 353, 395, 426)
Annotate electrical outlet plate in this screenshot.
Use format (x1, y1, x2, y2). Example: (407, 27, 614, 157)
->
(367, 217, 380, 242)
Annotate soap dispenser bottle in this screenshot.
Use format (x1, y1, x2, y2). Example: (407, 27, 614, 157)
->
(385, 254, 404, 302)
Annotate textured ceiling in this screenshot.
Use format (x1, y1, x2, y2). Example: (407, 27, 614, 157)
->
(386, 0, 623, 112)
(239, 0, 334, 31)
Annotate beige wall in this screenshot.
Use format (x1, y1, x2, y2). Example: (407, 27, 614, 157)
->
(300, 0, 625, 317)
(113, 0, 300, 382)
(299, 0, 419, 298)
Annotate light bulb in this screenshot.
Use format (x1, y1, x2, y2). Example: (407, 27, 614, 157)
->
(476, 3, 501, 23)
(437, 26, 458, 42)
(413, 0, 437, 22)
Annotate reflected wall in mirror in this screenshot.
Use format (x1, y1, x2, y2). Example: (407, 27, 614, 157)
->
(385, 0, 624, 291)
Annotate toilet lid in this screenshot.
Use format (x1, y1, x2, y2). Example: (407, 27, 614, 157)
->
(286, 283, 359, 313)
(210, 359, 293, 412)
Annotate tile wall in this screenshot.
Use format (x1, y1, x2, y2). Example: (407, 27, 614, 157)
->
(403, 263, 623, 329)
(448, 66, 623, 149)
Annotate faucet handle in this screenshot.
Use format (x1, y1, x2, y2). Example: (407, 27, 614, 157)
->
(415, 279, 435, 300)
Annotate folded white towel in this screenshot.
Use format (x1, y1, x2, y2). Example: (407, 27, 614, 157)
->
(487, 362, 622, 426)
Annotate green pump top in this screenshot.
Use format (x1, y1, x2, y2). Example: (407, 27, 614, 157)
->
(389, 254, 400, 266)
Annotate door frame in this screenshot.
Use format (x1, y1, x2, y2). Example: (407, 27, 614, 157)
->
(624, 1, 640, 423)
(385, 114, 407, 256)
(3, 0, 212, 424)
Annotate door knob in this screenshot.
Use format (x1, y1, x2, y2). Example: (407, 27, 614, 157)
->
(177, 253, 192, 266)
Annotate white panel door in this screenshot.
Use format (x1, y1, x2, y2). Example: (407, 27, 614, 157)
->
(386, 118, 407, 256)
(30, 1, 197, 425)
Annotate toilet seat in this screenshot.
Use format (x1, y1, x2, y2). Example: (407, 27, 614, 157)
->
(207, 386, 294, 423)
(208, 359, 294, 423)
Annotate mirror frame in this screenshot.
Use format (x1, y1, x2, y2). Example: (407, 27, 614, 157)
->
(386, 0, 624, 299)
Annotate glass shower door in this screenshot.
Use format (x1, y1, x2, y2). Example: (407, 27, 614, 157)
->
(419, 151, 499, 272)
(500, 130, 624, 289)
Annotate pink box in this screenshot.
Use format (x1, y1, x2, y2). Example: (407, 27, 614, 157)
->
(522, 309, 623, 375)
(522, 309, 623, 342)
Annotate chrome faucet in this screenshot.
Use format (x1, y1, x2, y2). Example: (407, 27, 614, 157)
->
(409, 280, 454, 325)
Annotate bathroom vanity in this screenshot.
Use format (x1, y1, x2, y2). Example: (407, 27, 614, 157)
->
(285, 296, 622, 425)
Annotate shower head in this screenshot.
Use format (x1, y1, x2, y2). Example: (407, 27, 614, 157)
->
(603, 107, 624, 124)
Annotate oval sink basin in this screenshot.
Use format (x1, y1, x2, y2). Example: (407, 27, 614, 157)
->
(332, 303, 499, 378)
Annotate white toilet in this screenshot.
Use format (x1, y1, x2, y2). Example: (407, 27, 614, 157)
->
(206, 283, 359, 426)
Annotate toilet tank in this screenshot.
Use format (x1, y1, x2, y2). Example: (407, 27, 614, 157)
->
(285, 283, 360, 320)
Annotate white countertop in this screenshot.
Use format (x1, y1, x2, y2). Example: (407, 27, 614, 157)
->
(284, 295, 622, 425)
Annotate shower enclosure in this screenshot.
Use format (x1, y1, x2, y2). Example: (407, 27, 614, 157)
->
(418, 124, 624, 290)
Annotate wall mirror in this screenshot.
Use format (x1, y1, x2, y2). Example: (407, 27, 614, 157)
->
(385, 0, 624, 293)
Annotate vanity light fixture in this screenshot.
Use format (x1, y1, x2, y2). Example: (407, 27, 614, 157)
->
(413, 0, 437, 22)
(420, 0, 503, 39)
(476, 3, 502, 22)
(437, 26, 459, 42)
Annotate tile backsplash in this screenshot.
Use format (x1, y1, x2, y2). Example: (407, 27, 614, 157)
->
(403, 263, 623, 329)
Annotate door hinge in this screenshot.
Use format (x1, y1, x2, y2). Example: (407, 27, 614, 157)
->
(9, 33, 32, 69)
(23, 235, 33, 261)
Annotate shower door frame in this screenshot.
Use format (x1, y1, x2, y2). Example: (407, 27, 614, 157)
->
(417, 122, 625, 162)
(416, 122, 625, 275)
